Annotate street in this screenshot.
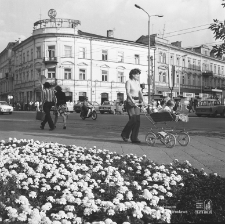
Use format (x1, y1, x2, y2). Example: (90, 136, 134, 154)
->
(1, 111, 225, 177)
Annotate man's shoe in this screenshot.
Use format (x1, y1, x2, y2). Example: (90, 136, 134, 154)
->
(49, 127, 55, 131)
(132, 140, 141, 144)
(40, 125, 44, 130)
(121, 134, 128, 142)
(63, 126, 66, 129)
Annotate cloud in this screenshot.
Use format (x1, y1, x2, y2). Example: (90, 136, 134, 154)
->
(0, 31, 26, 50)
(0, 19, 5, 26)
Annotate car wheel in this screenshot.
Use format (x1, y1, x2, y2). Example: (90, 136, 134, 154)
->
(9, 112, 12, 115)
(220, 110, 225, 117)
(211, 111, 217, 118)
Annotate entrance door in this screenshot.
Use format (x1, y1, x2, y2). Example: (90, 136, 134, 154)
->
(101, 93, 108, 104)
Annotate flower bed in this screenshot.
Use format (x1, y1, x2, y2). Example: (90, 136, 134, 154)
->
(0, 138, 225, 224)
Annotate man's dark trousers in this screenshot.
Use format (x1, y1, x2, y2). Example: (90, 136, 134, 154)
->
(41, 102, 54, 129)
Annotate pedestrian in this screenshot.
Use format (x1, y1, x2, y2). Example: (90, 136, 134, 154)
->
(40, 82, 56, 131)
(121, 68, 146, 144)
(35, 100, 40, 111)
(193, 98, 198, 111)
(187, 99, 194, 113)
(53, 85, 68, 129)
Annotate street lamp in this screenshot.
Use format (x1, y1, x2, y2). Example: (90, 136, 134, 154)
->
(178, 54, 187, 96)
(135, 4, 163, 104)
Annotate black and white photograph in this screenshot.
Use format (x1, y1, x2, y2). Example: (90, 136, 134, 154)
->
(0, 0, 225, 223)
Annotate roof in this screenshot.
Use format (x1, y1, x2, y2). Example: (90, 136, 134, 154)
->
(78, 30, 146, 46)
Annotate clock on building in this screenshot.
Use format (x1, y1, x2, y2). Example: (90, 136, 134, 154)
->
(48, 9, 57, 19)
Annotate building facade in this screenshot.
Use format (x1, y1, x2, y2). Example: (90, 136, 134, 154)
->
(137, 34, 225, 102)
(0, 10, 151, 105)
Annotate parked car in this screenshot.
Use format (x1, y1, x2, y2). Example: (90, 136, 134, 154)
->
(90, 101, 100, 112)
(0, 101, 13, 114)
(99, 101, 117, 114)
(195, 99, 225, 117)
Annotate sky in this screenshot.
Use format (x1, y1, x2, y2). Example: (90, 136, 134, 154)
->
(0, 0, 224, 52)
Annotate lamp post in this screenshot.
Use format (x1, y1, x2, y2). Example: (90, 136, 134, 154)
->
(135, 4, 163, 104)
(178, 54, 187, 96)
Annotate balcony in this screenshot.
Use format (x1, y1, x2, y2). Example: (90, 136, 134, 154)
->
(43, 57, 58, 65)
(202, 71, 213, 77)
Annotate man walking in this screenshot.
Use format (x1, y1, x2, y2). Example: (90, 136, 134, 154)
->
(40, 82, 56, 131)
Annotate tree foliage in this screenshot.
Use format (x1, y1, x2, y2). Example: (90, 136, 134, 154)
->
(209, 0, 225, 57)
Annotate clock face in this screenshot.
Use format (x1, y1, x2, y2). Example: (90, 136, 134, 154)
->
(48, 9, 57, 19)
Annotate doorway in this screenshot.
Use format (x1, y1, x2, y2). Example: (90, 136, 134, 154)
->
(101, 93, 108, 104)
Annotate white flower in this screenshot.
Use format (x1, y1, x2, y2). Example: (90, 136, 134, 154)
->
(105, 218, 113, 224)
(166, 192, 173, 197)
(107, 209, 115, 216)
(143, 189, 153, 200)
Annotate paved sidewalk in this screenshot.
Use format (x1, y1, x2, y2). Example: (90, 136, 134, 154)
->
(0, 128, 225, 178)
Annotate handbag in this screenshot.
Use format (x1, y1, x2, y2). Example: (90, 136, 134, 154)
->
(36, 110, 45, 121)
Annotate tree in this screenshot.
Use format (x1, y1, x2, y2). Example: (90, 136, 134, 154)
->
(209, 0, 225, 57)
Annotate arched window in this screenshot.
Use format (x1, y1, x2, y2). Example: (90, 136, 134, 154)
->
(162, 53, 166, 64)
(162, 72, 166, 82)
(158, 72, 162, 82)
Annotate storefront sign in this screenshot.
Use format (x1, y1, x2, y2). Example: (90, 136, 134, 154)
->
(163, 92, 176, 97)
(199, 93, 209, 98)
(183, 93, 195, 98)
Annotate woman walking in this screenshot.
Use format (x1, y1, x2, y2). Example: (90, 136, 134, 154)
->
(121, 68, 146, 144)
(54, 85, 68, 129)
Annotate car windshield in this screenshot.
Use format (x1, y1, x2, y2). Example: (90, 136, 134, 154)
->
(0, 102, 8, 105)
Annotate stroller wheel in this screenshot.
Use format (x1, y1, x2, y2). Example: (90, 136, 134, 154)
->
(177, 132, 190, 146)
(164, 133, 176, 148)
(145, 132, 156, 146)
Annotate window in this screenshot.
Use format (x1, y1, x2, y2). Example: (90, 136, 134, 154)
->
(159, 52, 162, 63)
(188, 58, 191, 68)
(23, 53, 25, 63)
(27, 51, 29, 61)
(198, 60, 201, 70)
(176, 72, 179, 84)
(27, 71, 29, 81)
(31, 70, 33, 80)
(162, 72, 166, 82)
(170, 54, 174, 65)
(222, 66, 224, 75)
(193, 75, 196, 86)
(36, 47, 41, 58)
(118, 52, 124, 62)
(102, 50, 108, 61)
(159, 72, 162, 82)
(188, 75, 191, 85)
(162, 53, 166, 63)
(79, 69, 86, 80)
(182, 58, 185, 68)
(79, 92, 87, 101)
(31, 49, 33, 60)
(176, 56, 180, 66)
(214, 65, 216, 73)
(118, 71, 125, 83)
(64, 68, 72, 79)
(182, 75, 185, 84)
(48, 46, 55, 58)
(47, 68, 56, 79)
(102, 70, 108, 81)
(193, 60, 196, 70)
(135, 54, 140, 64)
(64, 46, 72, 57)
(79, 47, 85, 59)
(218, 66, 220, 75)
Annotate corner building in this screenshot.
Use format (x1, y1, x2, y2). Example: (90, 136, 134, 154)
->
(1, 11, 150, 104)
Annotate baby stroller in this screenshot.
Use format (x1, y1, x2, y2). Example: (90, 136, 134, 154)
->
(142, 106, 190, 148)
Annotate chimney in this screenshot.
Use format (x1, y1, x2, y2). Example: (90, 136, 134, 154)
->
(107, 30, 114, 38)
